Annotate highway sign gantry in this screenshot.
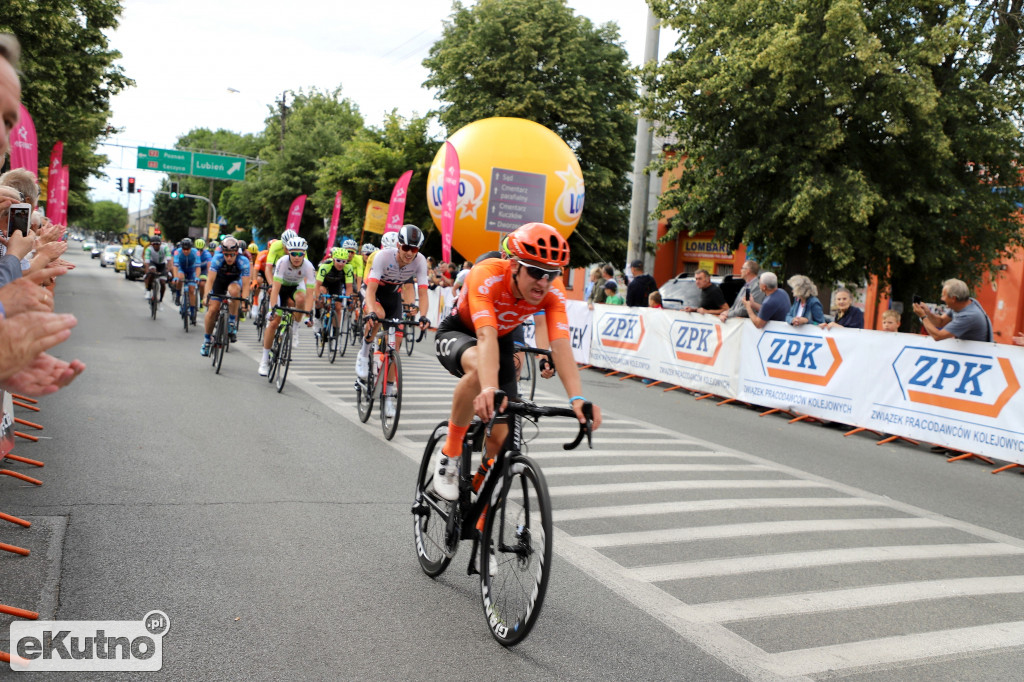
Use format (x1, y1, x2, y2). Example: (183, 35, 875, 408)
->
(136, 146, 246, 181)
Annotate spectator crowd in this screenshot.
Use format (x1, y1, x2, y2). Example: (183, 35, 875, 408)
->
(0, 34, 84, 397)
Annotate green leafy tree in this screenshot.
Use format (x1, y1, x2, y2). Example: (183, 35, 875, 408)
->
(643, 0, 1024, 304)
(423, 0, 637, 267)
(81, 199, 126, 233)
(151, 178, 196, 245)
(1, 0, 133, 224)
(313, 112, 438, 250)
(224, 87, 363, 256)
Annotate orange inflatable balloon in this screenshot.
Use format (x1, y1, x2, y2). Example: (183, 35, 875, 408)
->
(427, 117, 584, 262)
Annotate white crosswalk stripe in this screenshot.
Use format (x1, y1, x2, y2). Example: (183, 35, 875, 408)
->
(231, 322, 1024, 679)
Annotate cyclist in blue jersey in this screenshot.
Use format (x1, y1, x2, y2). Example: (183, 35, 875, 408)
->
(174, 238, 201, 325)
(201, 237, 251, 355)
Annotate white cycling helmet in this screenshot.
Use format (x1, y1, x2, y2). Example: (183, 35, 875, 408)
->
(342, 238, 358, 250)
(281, 229, 298, 243)
(361, 242, 377, 255)
(285, 236, 308, 252)
(381, 232, 399, 249)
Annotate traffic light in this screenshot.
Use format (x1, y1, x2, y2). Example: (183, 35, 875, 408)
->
(116, 178, 123, 192)
(169, 181, 179, 198)
(127, 177, 136, 193)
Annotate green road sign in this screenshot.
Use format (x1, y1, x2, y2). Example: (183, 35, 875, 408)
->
(136, 147, 245, 181)
(137, 146, 192, 174)
(192, 152, 246, 181)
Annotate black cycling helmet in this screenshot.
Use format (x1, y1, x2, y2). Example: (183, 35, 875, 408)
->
(397, 224, 424, 249)
(150, 236, 161, 244)
(181, 238, 193, 248)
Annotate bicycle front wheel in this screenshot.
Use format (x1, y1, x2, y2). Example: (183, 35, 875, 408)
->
(214, 313, 227, 374)
(276, 325, 291, 393)
(380, 349, 402, 440)
(256, 297, 268, 342)
(480, 454, 553, 647)
(268, 327, 282, 382)
(316, 312, 328, 357)
(412, 421, 455, 577)
(150, 291, 158, 320)
(405, 324, 415, 356)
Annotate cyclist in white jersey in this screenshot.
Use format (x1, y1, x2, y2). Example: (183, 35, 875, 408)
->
(355, 224, 431, 381)
(258, 236, 316, 376)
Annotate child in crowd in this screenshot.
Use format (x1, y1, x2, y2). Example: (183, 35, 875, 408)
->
(604, 280, 624, 305)
(880, 309, 900, 332)
(649, 291, 662, 308)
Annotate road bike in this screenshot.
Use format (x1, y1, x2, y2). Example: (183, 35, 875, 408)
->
(179, 280, 198, 333)
(267, 306, 308, 393)
(316, 293, 350, 363)
(254, 284, 270, 342)
(148, 272, 167, 320)
(514, 345, 555, 402)
(411, 390, 594, 646)
(354, 317, 403, 440)
(208, 295, 247, 374)
(348, 292, 364, 349)
(401, 303, 423, 356)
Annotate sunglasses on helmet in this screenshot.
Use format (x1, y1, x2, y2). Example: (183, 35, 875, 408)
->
(522, 263, 562, 282)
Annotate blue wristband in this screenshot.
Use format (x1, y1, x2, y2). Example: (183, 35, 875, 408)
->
(568, 395, 586, 405)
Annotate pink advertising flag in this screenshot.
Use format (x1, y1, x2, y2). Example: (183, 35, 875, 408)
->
(285, 194, 307, 234)
(384, 170, 414, 234)
(326, 190, 343, 249)
(9, 104, 38, 177)
(56, 166, 70, 226)
(46, 141, 63, 209)
(440, 142, 460, 263)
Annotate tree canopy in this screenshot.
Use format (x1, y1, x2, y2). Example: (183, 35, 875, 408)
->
(643, 0, 1024, 300)
(423, 0, 638, 267)
(80, 199, 126, 233)
(1, 0, 133, 224)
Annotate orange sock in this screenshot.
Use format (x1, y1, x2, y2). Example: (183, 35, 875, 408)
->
(442, 422, 469, 459)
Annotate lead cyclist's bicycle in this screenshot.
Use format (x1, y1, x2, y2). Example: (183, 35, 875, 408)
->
(411, 389, 594, 646)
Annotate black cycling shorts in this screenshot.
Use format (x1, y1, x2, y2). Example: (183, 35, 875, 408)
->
(320, 278, 345, 297)
(435, 315, 519, 398)
(277, 284, 298, 308)
(373, 286, 403, 322)
(210, 276, 241, 298)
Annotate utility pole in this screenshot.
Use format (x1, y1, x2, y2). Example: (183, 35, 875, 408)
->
(626, 7, 661, 272)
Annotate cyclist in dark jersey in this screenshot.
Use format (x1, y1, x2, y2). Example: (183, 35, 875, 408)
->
(201, 237, 251, 355)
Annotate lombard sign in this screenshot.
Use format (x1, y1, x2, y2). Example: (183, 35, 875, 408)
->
(669, 319, 722, 365)
(892, 346, 1019, 418)
(597, 311, 645, 351)
(756, 331, 842, 386)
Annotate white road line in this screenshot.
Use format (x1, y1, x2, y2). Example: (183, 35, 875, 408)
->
(548, 479, 827, 497)
(544, 463, 769, 475)
(632, 544, 1024, 582)
(528, 449, 734, 459)
(555, 497, 882, 522)
(577, 518, 946, 548)
(762, 621, 1024, 677)
(528, 437, 696, 445)
(690, 575, 1024, 623)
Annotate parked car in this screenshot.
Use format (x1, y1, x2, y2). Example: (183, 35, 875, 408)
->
(114, 246, 133, 273)
(100, 244, 121, 267)
(125, 245, 148, 281)
(659, 273, 744, 311)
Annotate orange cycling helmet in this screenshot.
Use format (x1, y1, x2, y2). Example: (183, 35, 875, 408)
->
(506, 222, 570, 268)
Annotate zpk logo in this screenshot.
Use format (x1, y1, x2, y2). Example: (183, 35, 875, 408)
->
(756, 331, 842, 386)
(892, 346, 1019, 417)
(598, 312, 644, 351)
(669, 319, 722, 365)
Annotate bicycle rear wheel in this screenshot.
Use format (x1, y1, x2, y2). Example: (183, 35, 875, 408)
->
(480, 454, 552, 647)
(256, 296, 268, 342)
(150, 288, 158, 320)
(335, 307, 350, 359)
(380, 349, 402, 440)
(276, 325, 291, 393)
(411, 421, 455, 577)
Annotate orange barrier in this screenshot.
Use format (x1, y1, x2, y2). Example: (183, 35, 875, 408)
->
(14, 417, 43, 430)
(0, 511, 30, 527)
(0, 469, 42, 486)
(11, 394, 38, 404)
(0, 541, 29, 556)
(14, 431, 38, 442)
(4, 453, 43, 468)
(0, 603, 38, 619)
(12, 400, 39, 412)
(992, 463, 1022, 474)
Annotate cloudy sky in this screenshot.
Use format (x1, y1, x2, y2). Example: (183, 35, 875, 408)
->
(91, 0, 677, 210)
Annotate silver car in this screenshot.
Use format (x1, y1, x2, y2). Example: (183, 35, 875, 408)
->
(100, 244, 121, 267)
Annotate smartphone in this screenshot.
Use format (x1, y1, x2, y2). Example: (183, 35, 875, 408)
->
(745, 288, 751, 301)
(912, 294, 922, 305)
(8, 203, 31, 236)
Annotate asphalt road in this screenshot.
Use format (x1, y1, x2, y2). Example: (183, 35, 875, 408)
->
(2, 247, 1023, 681)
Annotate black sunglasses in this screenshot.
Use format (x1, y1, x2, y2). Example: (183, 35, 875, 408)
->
(399, 244, 419, 253)
(522, 264, 561, 282)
